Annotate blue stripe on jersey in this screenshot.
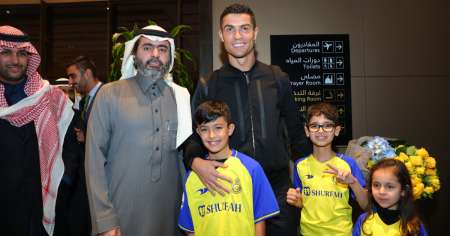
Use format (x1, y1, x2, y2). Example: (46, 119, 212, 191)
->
(338, 154, 366, 199)
(255, 210, 280, 223)
(234, 151, 280, 223)
(338, 154, 366, 188)
(293, 156, 308, 191)
(352, 212, 366, 236)
(178, 179, 194, 231)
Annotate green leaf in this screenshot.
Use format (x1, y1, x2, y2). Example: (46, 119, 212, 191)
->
(394, 144, 407, 155)
(406, 146, 417, 156)
(118, 26, 130, 32)
(177, 48, 194, 61)
(112, 42, 123, 52)
(170, 25, 191, 38)
(132, 23, 139, 33)
(112, 33, 123, 44)
(112, 43, 124, 59)
(147, 20, 157, 26)
(122, 31, 134, 41)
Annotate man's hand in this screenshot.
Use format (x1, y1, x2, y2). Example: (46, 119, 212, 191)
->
(191, 157, 232, 196)
(286, 187, 303, 208)
(74, 127, 85, 143)
(99, 228, 121, 236)
(324, 163, 356, 185)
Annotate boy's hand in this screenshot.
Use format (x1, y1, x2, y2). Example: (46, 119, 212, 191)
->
(191, 157, 232, 196)
(286, 187, 303, 208)
(324, 163, 356, 185)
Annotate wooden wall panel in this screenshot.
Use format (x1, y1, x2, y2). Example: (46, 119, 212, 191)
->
(0, 5, 42, 59)
(181, 0, 201, 81)
(113, 0, 177, 30)
(46, 2, 108, 81)
(0, 0, 211, 86)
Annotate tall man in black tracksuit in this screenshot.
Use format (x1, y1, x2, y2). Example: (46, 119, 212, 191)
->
(183, 3, 311, 236)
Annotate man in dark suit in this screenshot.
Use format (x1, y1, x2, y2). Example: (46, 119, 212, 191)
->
(66, 56, 102, 143)
(65, 56, 102, 236)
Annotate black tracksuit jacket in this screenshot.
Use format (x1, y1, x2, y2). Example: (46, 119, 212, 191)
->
(184, 61, 311, 188)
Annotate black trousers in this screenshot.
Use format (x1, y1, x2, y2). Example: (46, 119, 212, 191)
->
(266, 171, 300, 236)
(53, 173, 91, 236)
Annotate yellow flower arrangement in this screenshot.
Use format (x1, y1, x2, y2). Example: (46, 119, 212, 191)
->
(394, 145, 440, 199)
(346, 136, 441, 200)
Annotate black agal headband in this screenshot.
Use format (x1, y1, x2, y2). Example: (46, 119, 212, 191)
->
(135, 29, 173, 39)
(0, 32, 30, 42)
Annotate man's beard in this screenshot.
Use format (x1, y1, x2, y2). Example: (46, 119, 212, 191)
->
(135, 57, 170, 80)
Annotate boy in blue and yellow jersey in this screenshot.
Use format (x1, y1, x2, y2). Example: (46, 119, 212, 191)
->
(286, 102, 368, 236)
(178, 100, 279, 236)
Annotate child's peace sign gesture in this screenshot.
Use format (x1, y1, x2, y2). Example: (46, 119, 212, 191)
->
(324, 163, 357, 185)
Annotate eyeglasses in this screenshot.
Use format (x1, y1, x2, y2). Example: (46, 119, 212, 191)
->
(307, 123, 335, 132)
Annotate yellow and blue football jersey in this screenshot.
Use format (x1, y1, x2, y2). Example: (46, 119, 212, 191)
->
(178, 150, 279, 236)
(293, 154, 366, 236)
(352, 212, 428, 236)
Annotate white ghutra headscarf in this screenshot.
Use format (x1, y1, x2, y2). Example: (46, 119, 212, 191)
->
(120, 25, 191, 147)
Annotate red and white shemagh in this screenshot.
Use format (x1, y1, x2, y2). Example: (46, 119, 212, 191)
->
(0, 25, 73, 236)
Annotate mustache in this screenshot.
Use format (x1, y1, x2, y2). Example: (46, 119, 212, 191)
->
(6, 63, 24, 67)
(145, 57, 163, 67)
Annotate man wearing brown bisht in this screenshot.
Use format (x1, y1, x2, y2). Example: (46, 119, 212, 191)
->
(0, 25, 88, 235)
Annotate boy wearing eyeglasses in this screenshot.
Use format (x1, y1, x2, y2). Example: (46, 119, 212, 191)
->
(286, 102, 368, 236)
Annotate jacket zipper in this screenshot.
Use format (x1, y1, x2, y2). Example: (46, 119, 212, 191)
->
(243, 72, 256, 156)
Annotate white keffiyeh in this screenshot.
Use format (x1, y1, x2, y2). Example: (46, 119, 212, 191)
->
(120, 25, 191, 147)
